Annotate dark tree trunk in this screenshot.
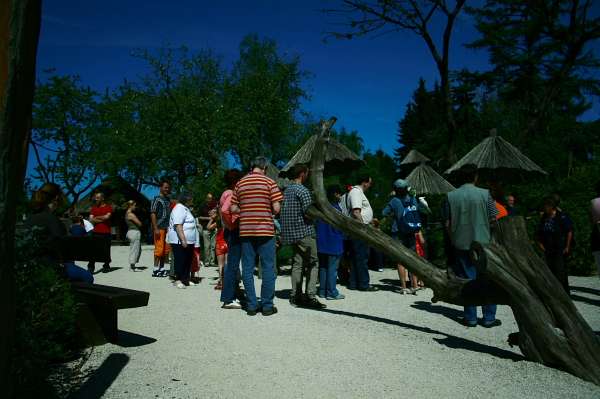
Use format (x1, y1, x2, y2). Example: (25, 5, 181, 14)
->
(308, 118, 600, 385)
(0, 1, 42, 397)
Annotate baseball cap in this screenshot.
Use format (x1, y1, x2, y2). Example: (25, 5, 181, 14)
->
(393, 179, 409, 189)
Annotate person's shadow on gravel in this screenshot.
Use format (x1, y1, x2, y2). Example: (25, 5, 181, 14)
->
(319, 308, 523, 362)
(410, 301, 464, 323)
(275, 289, 292, 299)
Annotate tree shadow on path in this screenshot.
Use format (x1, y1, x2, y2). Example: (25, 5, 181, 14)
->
(571, 294, 600, 307)
(319, 308, 524, 362)
(69, 353, 129, 399)
(571, 286, 600, 296)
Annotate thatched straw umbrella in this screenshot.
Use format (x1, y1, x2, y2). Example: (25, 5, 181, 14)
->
(400, 149, 431, 166)
(280, 134, 363, 177)
(406, 163, 455, 195)
(265, 160, 290, 189)
(444, 129, 547, 176)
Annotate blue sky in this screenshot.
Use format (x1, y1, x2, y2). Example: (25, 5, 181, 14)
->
(36, 0, 498, 157)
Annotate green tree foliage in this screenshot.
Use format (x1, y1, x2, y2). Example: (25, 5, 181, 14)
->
(31, 74, 101, 204)
(98, 47, 228, 192)
(225, 34, 309, 167)
(466, 0, 600, 158)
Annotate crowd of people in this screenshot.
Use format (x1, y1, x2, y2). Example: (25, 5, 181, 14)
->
(24, 157, 600, 323)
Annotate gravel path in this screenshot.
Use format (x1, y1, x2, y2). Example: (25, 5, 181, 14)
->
(71, 245, 600, 398)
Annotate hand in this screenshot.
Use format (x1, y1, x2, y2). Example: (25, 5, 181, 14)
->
(182, 241, 188, 249)
(563, 247, 570, 255)
(154, 229, 161, 240)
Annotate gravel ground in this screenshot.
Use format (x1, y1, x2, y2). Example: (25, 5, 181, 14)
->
(70, 245, 600, 399)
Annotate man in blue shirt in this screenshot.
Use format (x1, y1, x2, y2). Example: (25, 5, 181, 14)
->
(316, 185, 346, 300)
(382, 179, 422, 294)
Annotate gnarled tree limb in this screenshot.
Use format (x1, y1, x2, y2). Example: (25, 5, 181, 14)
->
(308, 117, 600, 385)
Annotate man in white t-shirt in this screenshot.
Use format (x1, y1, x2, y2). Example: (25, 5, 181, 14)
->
(346, 175, 378, 291)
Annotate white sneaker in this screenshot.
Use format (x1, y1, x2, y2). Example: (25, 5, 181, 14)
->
(175, 281, 186, 289)
(188, 280, 197, 286)
(222, 300, 242, 309)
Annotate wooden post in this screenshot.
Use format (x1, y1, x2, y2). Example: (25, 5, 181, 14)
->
(0, 1, 42, 397)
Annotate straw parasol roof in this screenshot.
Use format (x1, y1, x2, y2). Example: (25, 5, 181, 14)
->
(400, 149, 431, 166)
(280, 134, 363, 177)
(406, 163, 455, 195)
(444, 130, 547, 176)
(265, 160, 291, 189)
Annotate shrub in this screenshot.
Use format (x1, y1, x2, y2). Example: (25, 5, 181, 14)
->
(12, 228, 78, 396)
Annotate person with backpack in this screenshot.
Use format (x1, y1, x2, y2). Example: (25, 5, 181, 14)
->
(536, 196, 574, 295)
(382, 179, 422, 294)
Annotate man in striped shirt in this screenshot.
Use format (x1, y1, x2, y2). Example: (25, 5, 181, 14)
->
(231, 156, 283, 316)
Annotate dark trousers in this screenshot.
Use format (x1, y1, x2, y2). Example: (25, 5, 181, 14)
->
(172, 244, 194, 284)
(545, 252, 570, 294)
(87, 232, 111, 272)
(349, 239, 370, 289)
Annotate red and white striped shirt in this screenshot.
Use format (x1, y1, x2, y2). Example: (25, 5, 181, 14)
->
(231, 172, 283, 237)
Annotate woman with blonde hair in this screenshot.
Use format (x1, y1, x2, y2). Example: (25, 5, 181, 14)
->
(125, 200, 143, 271)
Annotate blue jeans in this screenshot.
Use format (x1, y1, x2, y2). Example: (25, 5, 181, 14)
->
(318, 253, 340, 297)
(349, 239, 370, 289)
(454, 249, 497, 324)
(65, 262, 94, 284)
(241, 236, 276, 311)
(220, 229, 241, 303)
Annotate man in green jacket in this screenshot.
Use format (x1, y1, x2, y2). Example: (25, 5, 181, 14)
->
(445, 164, 501, 328)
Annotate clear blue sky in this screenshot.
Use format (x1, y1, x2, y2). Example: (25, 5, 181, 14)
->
(35, 0, 500, 157)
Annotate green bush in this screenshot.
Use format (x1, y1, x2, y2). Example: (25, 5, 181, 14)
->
(13, 228, 78, 396)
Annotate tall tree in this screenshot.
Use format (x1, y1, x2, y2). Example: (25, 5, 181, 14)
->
(97, 47, 228, 192)
(225, 34, 309, 167)
(31, 74, 101, 204)
(0, 1, 41, 397)
(325, 0, 467, 162)
(395, 79, 446, 169)
(467, 0, 600, 149)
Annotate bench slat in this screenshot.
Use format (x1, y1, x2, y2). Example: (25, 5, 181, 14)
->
(72, 282, 149, 309)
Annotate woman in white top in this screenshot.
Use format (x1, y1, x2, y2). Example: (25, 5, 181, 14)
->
(167, 192, 198, 288)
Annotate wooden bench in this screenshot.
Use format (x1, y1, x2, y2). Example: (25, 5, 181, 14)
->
(59, 236, 150, 344)
(71, 282, 149, 343)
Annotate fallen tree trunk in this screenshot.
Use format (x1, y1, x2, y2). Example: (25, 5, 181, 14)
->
(308, 118, 600, 385)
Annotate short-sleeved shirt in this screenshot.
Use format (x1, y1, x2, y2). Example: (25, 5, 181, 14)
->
(167, 204, 198, 244)
(536, 212, 573, 255)
(91, 205, 113, 234)
(151, 195, 171, 229)
(280, 183, 314, 244)
(347, 186, 373, 224)
(231, 172, 283, 237)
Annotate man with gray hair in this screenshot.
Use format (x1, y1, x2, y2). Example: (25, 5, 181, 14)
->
(231, 156, 283, 316)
